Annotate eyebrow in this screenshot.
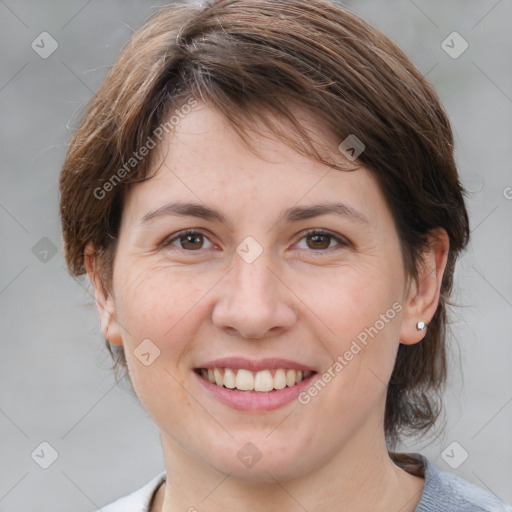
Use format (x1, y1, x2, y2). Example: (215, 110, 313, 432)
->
(139, 201, 369, 227)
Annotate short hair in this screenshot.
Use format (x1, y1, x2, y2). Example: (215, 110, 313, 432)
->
(59, 0, 470, 450)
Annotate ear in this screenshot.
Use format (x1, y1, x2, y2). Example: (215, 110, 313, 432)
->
(399, 228, 450, 345)
(84, 242, 123, 346)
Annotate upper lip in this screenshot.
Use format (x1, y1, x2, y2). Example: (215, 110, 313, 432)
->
(195, 357, 317, 372)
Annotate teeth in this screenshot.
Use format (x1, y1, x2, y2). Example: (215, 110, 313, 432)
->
(223, 368, 236, 389)
(213, 367, 223, 386)
(274, 369, 287, 389)
(286, 369, 296, 387)
(254, 370, 274, 392)
(235, 369, 254, 391)
(199, 367, 313, 392)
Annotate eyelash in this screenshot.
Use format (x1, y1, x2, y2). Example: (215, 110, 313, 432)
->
(161, 228, 350, 253)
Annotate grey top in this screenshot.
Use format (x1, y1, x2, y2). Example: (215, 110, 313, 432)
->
(98, 453, 512, 511)
(413, 454, 511, 512)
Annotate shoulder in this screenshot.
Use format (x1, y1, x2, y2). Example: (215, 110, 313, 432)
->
(95, 472, 166, 512)
(414, 454, 512, 512)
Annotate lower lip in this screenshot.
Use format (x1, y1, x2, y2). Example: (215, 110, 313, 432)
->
(193, 370, 318, 411)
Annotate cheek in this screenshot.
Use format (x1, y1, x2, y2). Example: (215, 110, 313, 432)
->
(116, 264, 207, 343)
(300, 262, 403, 346)
(301, 266, 402, 404)
(113, 267, 207, 400)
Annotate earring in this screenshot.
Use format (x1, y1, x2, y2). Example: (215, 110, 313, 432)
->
(416, 321, 427, 331)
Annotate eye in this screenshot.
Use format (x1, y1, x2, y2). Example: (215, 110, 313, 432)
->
(162, 229, 214, 251)
(161, 228, 349, 253)
(295, 229, 349, 252)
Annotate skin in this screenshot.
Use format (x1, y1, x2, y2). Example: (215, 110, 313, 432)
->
(85, 102, 449, 512)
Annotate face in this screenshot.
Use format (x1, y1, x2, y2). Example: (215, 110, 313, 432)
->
(90, 102, 432, 482)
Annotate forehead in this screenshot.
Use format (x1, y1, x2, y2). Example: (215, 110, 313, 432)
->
(121, 102, 389, 229)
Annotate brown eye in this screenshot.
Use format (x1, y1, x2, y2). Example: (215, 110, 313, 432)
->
(163, 230, 213, 251)
(180, 233, 204, 250)
(306, 233, 332, 250)
(296, 229, 348, 252)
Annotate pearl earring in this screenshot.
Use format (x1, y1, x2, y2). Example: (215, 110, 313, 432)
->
(416, 321, 427, 331)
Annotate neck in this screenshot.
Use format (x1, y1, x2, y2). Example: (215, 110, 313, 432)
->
(154, 420, 424, 512)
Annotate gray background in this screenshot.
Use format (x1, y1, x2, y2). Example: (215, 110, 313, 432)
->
(1, 0, 511, 510)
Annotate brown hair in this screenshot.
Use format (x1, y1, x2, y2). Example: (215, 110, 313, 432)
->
(59, 0, 470, 451)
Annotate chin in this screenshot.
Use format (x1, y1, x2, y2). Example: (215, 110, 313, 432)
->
(198, 436, 320, 483)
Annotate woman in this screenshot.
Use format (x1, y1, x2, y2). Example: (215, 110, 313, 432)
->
(59, 0, 511, 510)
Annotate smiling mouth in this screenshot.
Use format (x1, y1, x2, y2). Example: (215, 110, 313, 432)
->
(194, 367, 316, 392)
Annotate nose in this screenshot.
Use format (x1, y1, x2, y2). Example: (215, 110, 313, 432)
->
(211, 250, 298, 339)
